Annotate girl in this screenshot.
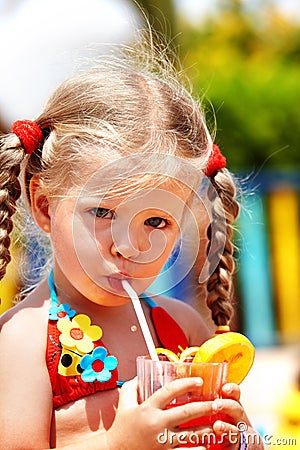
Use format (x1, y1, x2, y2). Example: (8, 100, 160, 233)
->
(0, 49, 263, 449)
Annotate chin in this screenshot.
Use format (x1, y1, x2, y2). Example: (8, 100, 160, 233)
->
(87, 286, 130, 307)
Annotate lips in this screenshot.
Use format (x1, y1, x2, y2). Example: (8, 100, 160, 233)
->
(107, 272, 131, 292)
(110, 271, 131, 280)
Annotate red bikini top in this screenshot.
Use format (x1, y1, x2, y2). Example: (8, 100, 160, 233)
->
(46, 272, 189, 409)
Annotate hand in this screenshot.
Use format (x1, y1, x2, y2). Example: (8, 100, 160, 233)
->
(210, 383, 264, 449)
(105, 377, 226, 450)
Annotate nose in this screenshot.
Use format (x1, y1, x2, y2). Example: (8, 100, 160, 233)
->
(110, 222, 142, 260)
(111, 241, 140, 259)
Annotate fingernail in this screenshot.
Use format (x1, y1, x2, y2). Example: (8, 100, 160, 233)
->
(223, 384, 232, 394)
(212, 400, 223, 412)
(194, 377, 203, 386)
(219, 422, 226, 431)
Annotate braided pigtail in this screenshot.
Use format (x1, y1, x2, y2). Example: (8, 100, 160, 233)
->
(205, 168, 240, 326)
(0, 120, 43, 281)
(0, 134, 25, 280)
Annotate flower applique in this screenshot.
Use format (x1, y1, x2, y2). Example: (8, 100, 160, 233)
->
(49, 303, 76, 321)
(47, 269, 119, 383)
(80, 346, 118, 382)
(57, 314, 102, 353)
(58, 346, 85, 376)
(57, 313, 104, 377)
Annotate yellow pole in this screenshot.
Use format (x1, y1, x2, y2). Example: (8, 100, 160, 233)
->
(0, 243, 20, 315)
(268, 190, 300, 343)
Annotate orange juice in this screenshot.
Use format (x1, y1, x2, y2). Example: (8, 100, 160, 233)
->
(137, 357, 228, 449)
(166, 402, 228, 448)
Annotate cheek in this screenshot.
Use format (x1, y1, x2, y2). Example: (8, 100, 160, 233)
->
(139, 229, 177, 268)
(70, 216, 112, 274)
(49, 211, 104, 273)
(50, 216, 76, 269)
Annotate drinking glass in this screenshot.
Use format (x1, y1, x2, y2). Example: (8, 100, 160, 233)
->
(137, 356, 228, 448)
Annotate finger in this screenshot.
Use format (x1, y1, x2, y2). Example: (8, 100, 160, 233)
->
(176, 427, 222, 449)
(163, 400, 216, 429)
(210, 398, 249, 425)
(118, 377, 139, 409)
(147, 377, 203, 409)
(213, 419, 242, 446)
(165, 428, 213, 449)
(221, 383, 241, 401)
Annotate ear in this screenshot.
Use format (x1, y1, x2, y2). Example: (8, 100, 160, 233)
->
(29, 176, 51, 233)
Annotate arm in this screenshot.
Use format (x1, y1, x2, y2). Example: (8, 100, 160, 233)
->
(0, 309, 111, 450)
(0, 307, 54, 449)
(0, 305, 102, 450)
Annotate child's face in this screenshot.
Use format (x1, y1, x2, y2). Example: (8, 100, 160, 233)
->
(47, 177, 193, 306)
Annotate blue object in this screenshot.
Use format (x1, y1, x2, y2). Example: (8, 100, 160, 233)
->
(237, 193, 277, 346)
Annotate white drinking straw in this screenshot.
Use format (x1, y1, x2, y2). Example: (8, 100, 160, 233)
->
(122, 280, 159, 362)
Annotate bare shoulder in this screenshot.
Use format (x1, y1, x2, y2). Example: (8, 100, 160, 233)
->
(0, 278, 50, 332)
(150, 294, 211, 345)
(0, 278, 50, 362)
(0, 293, 49, 375)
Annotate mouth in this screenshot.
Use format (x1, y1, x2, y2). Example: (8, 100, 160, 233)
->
(107, 272, 132, 292)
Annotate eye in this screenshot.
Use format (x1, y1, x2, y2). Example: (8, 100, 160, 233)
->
(91, 207, 114, 219)
(145, 217, 169, 229)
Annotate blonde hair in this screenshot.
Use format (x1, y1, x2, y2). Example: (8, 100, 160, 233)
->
(0, 42, 239, 326)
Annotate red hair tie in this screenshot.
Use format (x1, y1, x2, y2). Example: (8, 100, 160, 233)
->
(204, 144, 226, 177)
(12, 120, 43, 155)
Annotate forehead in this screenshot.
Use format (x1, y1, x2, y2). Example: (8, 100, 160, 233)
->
(72, 152, 204, 199)
(111, 181, 192, 214)
(74, 175, 193, 221)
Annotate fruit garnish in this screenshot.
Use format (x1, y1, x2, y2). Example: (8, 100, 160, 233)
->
(155, 347, 180, 362)
(193, 332, 255, 384)
(155, 346, 202, 363)
(155, 331, 255, 384)
(179, 346, 200, 362)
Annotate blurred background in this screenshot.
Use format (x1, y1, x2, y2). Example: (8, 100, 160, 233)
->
(0, 0, 299, 444)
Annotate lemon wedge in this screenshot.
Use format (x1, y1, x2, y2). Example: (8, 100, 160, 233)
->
(155, 347, 180, 362)
(193, 332, 255, 384)
(179, 346, 200, 362)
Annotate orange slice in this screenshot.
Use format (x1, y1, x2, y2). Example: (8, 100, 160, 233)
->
(155, 347, 179, 362)
(193, 332, 255, 384)
(179, 346, 200, 362)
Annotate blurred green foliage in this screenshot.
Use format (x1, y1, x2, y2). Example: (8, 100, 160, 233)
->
(135, 0, 300, 170)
